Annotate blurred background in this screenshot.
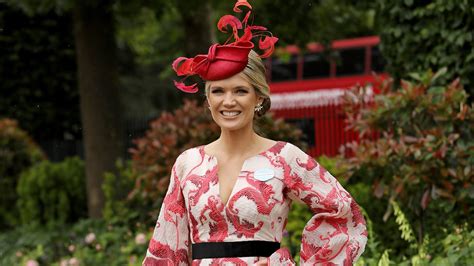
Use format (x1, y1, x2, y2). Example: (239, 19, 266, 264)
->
(0, 0, 473, 265)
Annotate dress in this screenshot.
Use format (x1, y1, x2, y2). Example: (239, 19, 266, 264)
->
(142, 141, 367, 265)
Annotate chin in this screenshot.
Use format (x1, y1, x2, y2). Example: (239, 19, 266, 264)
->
(216, 121, 251, 132)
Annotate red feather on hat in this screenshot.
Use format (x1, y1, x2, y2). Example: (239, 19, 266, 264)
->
(171, 0, 278, 93)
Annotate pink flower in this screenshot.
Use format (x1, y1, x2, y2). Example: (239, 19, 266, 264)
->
(25, 260, 39, 266)
(15, 251, 23, 257)
(95, 244, 102, 251)
(59, 259, 68, 266)
(135, 233, 147, 245)
(68, 257, 79, 266)
(85, 232, 96, 244)
(68, 245, 75, 252)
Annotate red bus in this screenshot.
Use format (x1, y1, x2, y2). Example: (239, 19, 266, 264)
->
(267, 36, 388, 157)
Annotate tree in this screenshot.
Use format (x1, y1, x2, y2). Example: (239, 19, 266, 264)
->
(375, 0, 474, 98)
(3, 0, 125, 218)
(251, 0, 378, 47)
(73, 0, 123, 218)
(0, 3, 81, 142)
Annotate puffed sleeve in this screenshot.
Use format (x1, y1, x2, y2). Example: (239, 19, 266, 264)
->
(143, 154, 190, 266)
(284, 144, 367, 266)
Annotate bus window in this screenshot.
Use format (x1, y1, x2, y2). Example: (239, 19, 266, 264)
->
(371, 46, 385, 72)
(303, 52, 330, 79)
(271, 54, 298, 81)
(335, 47, 365, 76)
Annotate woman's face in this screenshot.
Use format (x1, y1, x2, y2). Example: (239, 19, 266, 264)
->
(206, 72, 262, 132)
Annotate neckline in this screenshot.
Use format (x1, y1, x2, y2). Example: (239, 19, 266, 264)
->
(202, 140, 282, 161)
(201, 141, 283, 207)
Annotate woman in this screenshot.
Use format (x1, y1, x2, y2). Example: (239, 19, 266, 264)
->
(143, 1, 367, 265)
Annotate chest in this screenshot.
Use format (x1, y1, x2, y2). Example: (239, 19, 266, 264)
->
(180, 153, 292, 241)
(216, 157, 246, 205)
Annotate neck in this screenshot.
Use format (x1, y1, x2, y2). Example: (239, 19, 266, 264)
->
(217, 125, 260, 157)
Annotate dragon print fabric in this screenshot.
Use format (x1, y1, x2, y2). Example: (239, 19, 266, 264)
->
(143, 141, 367, 265)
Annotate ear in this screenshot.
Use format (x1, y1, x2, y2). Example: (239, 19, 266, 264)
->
(256, 96, 264, 106)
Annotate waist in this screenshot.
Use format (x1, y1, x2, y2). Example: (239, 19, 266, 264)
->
(191, 240, 280, 259)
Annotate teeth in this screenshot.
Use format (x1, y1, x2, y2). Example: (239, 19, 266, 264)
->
(222, 111, 240, 116)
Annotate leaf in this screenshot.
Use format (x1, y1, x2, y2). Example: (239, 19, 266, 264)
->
(374, 181, 385, 198)
(432, 67, 448, 82)
(428, 86, 446, 95)
(421, 188, 431, 210)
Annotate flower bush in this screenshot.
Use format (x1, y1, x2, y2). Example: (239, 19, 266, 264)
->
(342, 69, 474, 263)
(0, 219, 148, 266)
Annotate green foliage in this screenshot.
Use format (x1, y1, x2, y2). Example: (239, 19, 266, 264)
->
(341, 69, 474, 262)
(0, 219, 146, 266)
(115, 2, 188, 117)
(281, 202, 312, 264)
(102, 160, 140, 227)
(377, 250, 391, 266)
(251, 0, 378, 47)
(17, 157, 87, 225)
(391, 200, 415, 244)
(0, 223, 69, 265)
(344, 69, 473, 220)
(429, 225, 474, 265)
(0, 119, 44, 229)
(0, 4, 81, 141)
(376, 0, 474, 96)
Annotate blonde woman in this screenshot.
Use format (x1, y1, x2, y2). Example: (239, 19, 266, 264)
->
(143, 1, 367, 265)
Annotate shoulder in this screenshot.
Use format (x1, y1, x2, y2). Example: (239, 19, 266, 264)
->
(279, 141, 309, 160)
(175, 145, 206, 163)
(173, 145, 206, 174)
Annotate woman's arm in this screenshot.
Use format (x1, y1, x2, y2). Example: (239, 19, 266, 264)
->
(143, 156, 190, 266)
(284, 144, 367, 265)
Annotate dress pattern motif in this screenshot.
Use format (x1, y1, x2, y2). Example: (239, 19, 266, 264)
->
(143, 142, 367, 265)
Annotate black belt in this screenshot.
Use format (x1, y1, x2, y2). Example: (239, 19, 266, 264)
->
(192, 241, 280, 259)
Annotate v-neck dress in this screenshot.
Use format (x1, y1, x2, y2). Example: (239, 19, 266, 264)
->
(142, 142, 367, 266)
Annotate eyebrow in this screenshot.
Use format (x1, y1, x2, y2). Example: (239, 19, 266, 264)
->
(209, 85, 250, 90)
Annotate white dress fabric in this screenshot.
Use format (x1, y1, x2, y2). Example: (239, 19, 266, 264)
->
(143, 141, 367, 265)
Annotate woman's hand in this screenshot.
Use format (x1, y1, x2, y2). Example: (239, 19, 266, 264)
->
(254, 258, 268, 266)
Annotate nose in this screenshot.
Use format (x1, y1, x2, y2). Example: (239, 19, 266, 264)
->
(223, 92, 236, 106)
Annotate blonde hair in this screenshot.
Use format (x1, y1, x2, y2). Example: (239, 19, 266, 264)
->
(205, 50, 271, 117)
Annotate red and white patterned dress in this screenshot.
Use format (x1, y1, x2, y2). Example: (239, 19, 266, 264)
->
(143, 141, 367, 265)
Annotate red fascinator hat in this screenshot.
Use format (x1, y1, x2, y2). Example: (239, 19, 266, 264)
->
(172, 0, 278, 93)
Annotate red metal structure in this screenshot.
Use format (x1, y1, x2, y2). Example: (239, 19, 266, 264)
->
(267, 36, 388, 157)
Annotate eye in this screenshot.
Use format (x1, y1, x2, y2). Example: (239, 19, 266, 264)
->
(211, 88, 223, 94)
(236, 89, 248, 94)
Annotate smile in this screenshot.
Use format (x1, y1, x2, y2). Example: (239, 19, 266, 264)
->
(220, 111, 241, 117)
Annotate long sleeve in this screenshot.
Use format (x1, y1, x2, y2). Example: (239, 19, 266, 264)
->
(284, 145, 367, 265)
(143, 156, 190, 266)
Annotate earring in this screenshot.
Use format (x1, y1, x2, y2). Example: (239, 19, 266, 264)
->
(254, 103, 263, 112)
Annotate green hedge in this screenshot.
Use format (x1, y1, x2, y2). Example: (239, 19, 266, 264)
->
(17, 157, 87, 226)
(0, 118, 44, 229)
